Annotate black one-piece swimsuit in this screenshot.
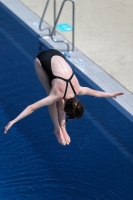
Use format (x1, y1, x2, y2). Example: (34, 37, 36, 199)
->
(36, 49, 76, 99)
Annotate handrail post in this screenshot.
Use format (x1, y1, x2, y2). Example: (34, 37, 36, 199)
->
(53, 0, 56, 36)
(72, 0, 75, 51)
(51, 0, 75, 52)
(39, 0, 51, 35)
(51, 0, 70, 51)
(39, 0, 75, 52)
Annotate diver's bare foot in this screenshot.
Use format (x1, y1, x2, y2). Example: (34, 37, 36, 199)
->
(54, 128, 66, 146)
(61, 126, 71, 145)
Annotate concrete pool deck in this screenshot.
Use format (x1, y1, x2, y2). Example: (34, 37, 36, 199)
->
(20, 0, 133, 94)
(1, 0, 133, 122)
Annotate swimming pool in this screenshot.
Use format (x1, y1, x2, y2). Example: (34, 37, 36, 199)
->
(0, 4, 133, 200)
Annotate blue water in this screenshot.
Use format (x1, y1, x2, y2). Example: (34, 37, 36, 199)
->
(0, 4, 133, 200)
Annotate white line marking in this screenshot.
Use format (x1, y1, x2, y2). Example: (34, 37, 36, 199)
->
(32, 22, 39, 29)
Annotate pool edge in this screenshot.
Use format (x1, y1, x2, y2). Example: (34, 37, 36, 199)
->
(1, 0, 133, 123)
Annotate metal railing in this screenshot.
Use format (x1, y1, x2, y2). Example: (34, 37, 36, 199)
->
(39, 0, 75, 52)
(39, 0, 51, 35)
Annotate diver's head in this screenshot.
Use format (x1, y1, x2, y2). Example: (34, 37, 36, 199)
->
(64, 97, 84, 122)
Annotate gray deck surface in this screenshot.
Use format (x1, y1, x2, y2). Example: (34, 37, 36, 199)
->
(19, 0, 133, 94)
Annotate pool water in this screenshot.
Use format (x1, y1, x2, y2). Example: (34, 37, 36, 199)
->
(0, 4, 133, 200)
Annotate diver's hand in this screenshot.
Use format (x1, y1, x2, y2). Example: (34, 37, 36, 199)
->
(111, 92, 124, 99)
(4, 120, 14, 134)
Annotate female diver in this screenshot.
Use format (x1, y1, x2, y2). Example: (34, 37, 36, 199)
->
(4, 49, 124, 145)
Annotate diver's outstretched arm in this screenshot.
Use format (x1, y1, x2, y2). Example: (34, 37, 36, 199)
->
(78, 86, 124, 98)
(4, 106, 33, 134)
(4, 95, 59, 134)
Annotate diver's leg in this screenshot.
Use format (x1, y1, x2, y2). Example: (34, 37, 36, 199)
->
(34, 58, 66, 145)
(57, 99, 71, 145)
